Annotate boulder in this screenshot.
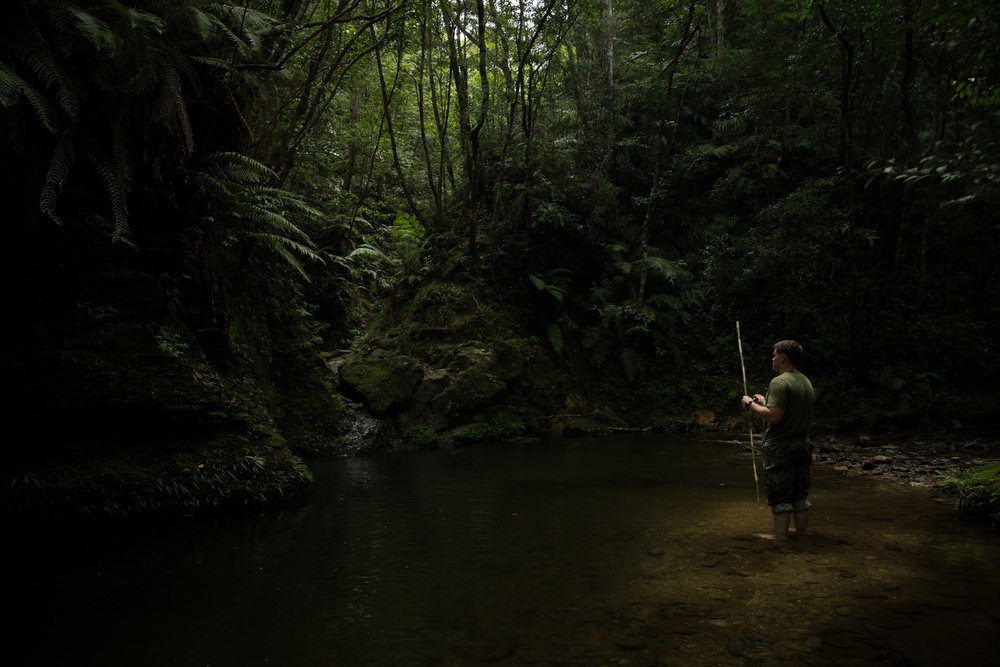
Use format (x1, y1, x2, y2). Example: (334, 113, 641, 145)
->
(438, 366, 507, 414)
(339, 355, 424, 417)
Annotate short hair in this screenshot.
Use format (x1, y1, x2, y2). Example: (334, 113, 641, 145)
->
(774, 340, 804, 366)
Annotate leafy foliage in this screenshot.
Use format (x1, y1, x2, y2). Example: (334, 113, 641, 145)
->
(939, 467, 1000, 525)
(3, 0, 1000, 468)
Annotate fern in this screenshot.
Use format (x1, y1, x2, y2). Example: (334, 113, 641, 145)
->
(154, 62, 194, 153)
(194, 152, 324, 280)
(40, 128, 75, 224)
(347, 244, 390, 261)
(547, 323, 564, 355)
(529, 267, 571, 302)
(644, 255, 687, 282)
(81, 135, 129, 240)
(11, 34, 79, 119)
(250, 233, 320, 282)
(0, 64, 59, 133)
(582, 326, 611, 368)
(197, 4, 278, 55)
(66, 5, 116, 51)
(620, 347, 643, 384)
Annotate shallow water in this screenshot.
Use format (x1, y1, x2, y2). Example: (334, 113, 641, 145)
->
(9, 434, 1000, 666)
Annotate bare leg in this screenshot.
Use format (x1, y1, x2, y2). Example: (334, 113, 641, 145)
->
(758, 511, 791, 540)
(791, 508, 809, 541)
(772, 511, 791, 540)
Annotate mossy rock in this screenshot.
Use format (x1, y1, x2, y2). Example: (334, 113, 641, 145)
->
(562, 419, 613, 436)
(440, 366, 506, 413)
(339, 355, 424, 417)
(402, 424, 438, 449)
(445, 340, 527, 380)
(446, 416, 527, 446)
(492, 339, 527, 381)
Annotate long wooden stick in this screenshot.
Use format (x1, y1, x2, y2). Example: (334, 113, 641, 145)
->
(736, 321, 760, 502)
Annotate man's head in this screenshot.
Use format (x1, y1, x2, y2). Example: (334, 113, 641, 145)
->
(772, 340, 804, 370)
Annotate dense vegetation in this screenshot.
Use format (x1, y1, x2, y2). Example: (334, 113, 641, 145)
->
(2, 0, 997, 518)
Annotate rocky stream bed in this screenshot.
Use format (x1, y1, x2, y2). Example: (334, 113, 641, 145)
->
(808, 428, 999, 494)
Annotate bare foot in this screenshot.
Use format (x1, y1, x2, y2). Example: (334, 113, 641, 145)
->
(755, 533, 789, 541)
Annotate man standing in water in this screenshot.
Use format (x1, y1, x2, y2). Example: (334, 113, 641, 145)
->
(742, 340, 816, 541)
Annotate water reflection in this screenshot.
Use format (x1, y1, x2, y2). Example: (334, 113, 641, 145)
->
(8, 434, 999, 667)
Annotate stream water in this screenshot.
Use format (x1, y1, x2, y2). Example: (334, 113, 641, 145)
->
(9, 434, 999, 667)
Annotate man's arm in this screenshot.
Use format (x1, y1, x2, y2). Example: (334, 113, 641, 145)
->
(744, 393, 785, 425)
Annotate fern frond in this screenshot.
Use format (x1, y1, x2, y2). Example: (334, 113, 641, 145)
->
(582, 327, 610, 368)
(529, 273, 567, 301)
(195, 6, 253, 52)
(644, 256, 688, 281)
(111, 117, 134, 190)
(0, 107, 28, 156)
(620, 348, 643, 384)
(547, 323, 564, 355)
(348, 244, 390, 261)
(202, 152, 275, 184)
(122, 6, 166, 36)
(272, 243, 310, 282)
(190, 56, 235, 71)
(82, 135, 130, 240)
(11, 35, 80, 119)
(237, 205, 311, 241)
(66, 5, 116, 51)
(103, 7, 166, 94)
(253, 233, 323, 262)
(173, 88, 195, 155)
(279, 195, 323, 218)
(40, 127, 76, 224)
(250, 232, 324, 281)
(0, 64, 59, 133)
(645, 293, 681, 310)
(161, 39, 202, 97)
(187, 7, 220, 41)
(209, 4, 279, 48)
(195, 171, 238, 199)
(116, 60, 158, 95)
(40, 0, 85, 57)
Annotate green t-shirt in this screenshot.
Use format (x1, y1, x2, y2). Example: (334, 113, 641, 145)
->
(763, 370, 815, 444)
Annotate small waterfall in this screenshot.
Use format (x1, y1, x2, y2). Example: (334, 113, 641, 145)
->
(342, 402, 403, 455)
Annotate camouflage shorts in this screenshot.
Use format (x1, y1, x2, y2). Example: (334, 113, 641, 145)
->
(762, 437, 813, 513)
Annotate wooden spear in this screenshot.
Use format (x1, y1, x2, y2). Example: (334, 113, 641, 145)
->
(737, 321, 760, 502)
